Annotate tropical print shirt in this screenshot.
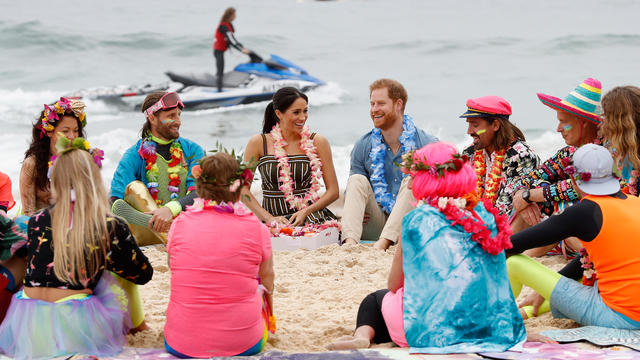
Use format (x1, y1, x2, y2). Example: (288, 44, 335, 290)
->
(464, 140, 539, 216)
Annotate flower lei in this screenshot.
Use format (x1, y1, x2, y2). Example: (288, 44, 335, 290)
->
(270, 124, 323, 211)
(39, 97, 87, 138)
(370, 115, 417, 213)
(473, 149, 506, 204)
(138, 139, 184, 205)
(579, 247, 596, 286)
(419, 196, 512, 255)
(186, 198, 253, 216)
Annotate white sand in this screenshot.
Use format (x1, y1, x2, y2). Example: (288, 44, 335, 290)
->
(127, 244, 580, 352)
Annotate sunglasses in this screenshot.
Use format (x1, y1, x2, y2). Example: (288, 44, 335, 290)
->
(143, 92, 184, 118)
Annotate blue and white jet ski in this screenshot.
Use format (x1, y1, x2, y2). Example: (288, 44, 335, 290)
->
(69, 54, 324, 111)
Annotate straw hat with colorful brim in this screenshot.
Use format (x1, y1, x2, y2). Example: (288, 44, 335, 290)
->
(459, 95, 512, 119)
(572, 144, 620, 196)
(537, 78, 602, 125)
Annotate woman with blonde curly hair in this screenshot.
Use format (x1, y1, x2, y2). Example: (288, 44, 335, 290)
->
(600, 86, 640, 196)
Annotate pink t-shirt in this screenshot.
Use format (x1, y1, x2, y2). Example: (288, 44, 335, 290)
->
(164, 207, 272, 358)
(381, 287, 408, 347)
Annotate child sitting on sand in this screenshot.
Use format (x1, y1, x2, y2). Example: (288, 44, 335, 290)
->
(164, 151, 275, 358)
(0, 138, 153, 359)
(328, 142, 526, 353)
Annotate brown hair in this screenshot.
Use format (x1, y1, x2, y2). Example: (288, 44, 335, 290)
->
(220, 7, 236, 23)
(487, 117, 526, 150)
(601, 86, 640, 169)
(25, 109, 86, 191)
(196, 153, 240, 202)
(369, 78, 408, 112)
(139, 91, 167, 139)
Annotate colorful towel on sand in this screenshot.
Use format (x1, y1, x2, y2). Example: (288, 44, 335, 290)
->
(479, 342, 640, 359)
(401, 203, 526, 354)
(541, 326, 640, 351)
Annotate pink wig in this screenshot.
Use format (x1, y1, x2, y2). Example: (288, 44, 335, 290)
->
(411, 142, 476, 200)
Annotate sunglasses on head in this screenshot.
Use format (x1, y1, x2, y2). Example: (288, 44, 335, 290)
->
(143, 92, 184, 118)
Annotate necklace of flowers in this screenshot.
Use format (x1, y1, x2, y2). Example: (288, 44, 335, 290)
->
(270, 124, 323, 211)
(370, 115, 417, 213)
(187, 198, 253, 216)
(473, 149, 506, 204)
(138, 138, 184, 205)
(419, 195, 512, 255)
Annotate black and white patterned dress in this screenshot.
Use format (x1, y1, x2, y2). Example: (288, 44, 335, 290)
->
(257, 134, 337, 224)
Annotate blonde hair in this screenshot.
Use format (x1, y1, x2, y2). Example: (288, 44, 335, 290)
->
(601, 86, 640, 170)
(50, 149, 111, 287)
(369, 78, 408, 112)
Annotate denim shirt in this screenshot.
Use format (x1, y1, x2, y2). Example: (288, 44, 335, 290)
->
(349, 126, 438, 198)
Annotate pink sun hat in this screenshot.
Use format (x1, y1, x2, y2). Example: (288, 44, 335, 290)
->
(459, 96, 512, 119)
(537, 78, 602, 125)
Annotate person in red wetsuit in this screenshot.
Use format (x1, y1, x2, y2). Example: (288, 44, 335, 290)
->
(213, 7, 252, 92)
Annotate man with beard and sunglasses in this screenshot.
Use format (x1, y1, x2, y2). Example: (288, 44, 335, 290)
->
(341, 79, 438, 250)
(461, 96, 538, 222)
(111, 91, 205, 246)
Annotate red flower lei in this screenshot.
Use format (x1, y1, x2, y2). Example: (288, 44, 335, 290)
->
(473, 149, 506, 204)
(139, 140, 184, 205)
(427, 197, 513, 255)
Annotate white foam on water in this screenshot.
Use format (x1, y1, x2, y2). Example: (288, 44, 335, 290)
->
(306, 82, 347, 106)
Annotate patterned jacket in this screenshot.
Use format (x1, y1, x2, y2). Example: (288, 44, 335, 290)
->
(464, 140, 539, 216)
(512, 146, 579, 216)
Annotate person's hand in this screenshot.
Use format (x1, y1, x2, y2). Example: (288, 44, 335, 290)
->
(513, 190, 528, 213)
(518, 290, 545, 318)
(520, 203, 542, 226)
(267, 215, 289, 227)
(362, 212, 370, 225)
(288, 208, 310, 227)
(146, 207, 173, 232)
(241, 48, 250, 55)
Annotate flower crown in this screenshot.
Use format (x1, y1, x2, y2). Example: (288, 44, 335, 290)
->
(399, 150, 469, 178)
(191, 143, 258, 192)
(561, 157, 618, 185)
(48, 134, 104, 178)
(39, 97, 87, 137)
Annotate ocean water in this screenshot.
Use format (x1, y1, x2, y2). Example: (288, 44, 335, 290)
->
(2, 0, 640, 210)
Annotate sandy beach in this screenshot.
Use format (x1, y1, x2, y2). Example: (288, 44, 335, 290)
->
(128, 244, 578, 353)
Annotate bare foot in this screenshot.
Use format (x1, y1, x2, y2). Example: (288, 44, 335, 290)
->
(527, 332, 558, 344)
(342, 238, 358, 246)
(373, 238, 393, 250)
(327, 335, 370, 350)
(129, 320, 150, 335)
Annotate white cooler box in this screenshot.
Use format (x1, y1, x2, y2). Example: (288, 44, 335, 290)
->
(271, 227, 340, 251)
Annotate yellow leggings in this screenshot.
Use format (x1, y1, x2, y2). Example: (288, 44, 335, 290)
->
(113, 274, 145, 328)
(506, 254, 562, 318)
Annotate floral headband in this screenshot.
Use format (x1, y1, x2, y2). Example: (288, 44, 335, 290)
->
(38, 97, 87, 138)
(561, 157, 618, 185)
(191, 144, 258, 192)
(47, 134, 104, 178)
(399, 150, 469, 178)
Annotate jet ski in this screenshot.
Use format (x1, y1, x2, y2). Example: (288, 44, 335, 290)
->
(68, 54, 324, 111)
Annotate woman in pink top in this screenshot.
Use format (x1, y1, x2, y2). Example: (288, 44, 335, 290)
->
(164, 152, 275, 358)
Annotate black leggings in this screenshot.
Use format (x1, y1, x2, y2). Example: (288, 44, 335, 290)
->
(214, 49, 225, 92)
(356, 289, 391, 344)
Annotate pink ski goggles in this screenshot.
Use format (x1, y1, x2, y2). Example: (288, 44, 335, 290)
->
(143, 92, 184, 118)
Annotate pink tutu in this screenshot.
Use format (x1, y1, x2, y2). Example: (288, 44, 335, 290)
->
(0, 272, 131, 359)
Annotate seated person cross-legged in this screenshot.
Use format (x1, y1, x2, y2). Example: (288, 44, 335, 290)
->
(507, 144, 640, 330)
(328, 142, 526, 353)
(164, 152, 275, 358)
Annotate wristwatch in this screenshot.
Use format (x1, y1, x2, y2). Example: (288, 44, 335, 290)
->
(522, 188, 533, 203)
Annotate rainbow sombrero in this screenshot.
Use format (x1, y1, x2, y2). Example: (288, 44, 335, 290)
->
(537, 78, 602, 125)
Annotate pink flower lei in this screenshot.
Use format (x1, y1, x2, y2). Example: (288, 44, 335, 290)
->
(424, 197, 513, 255)
(270, 124, 323, 211)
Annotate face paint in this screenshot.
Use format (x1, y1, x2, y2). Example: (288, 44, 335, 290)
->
(476, 129, 487, 135)
(161, 119, 175, 124)
(563, 125, 572, 132)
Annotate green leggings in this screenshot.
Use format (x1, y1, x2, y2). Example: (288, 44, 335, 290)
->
(506, 254, 562, 318)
